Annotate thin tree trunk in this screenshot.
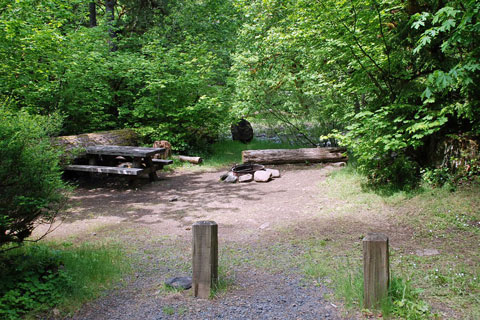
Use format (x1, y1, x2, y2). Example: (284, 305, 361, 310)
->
(89, 2, 97, 27)
(106, 0, 117, 51)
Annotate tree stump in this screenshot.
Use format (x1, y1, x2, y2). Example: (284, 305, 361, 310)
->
(231, 119, 253, 143)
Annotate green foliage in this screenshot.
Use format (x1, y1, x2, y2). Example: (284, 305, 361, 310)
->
(421, 167, 452, 187)
(117, 0, 240, 151)
(231, 0, 347, 145)
(383, 276, 432, 319)
(0, 242, 127, 319)
(0, 245, 68, 319)
(1, 0, 478, 184)
(232, 0, 480, 189)
(0, 109, 68, 248)
(0, 0, 240, 152)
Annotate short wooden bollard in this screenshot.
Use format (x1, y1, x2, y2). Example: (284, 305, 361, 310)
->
(363, 233, 389, 309)
(192, 221, 218, 299)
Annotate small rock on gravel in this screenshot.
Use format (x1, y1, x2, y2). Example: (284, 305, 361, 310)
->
(219, 172, 229, 181)
(415, 248, 440, 256)
(238, 174, 253, 183)
(254, 170, 272, 182)
(259, 222, 270, 229)
(265, 168, 281, 178)
(224, 172, 238, 183)
(165, 276, 192, 290)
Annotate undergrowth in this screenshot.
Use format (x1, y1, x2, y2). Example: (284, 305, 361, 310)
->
(312, 166, 480, 318)
(303, 246, 434, 319)
(210, 262, 236, 299)
(0, 241, 129, 319)
(176, 138, 305, 169)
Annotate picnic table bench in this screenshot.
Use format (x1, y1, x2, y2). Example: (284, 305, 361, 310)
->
(65, 145, 172, 181)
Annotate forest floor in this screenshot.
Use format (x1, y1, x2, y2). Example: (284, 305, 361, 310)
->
(36, 164, 480, 319)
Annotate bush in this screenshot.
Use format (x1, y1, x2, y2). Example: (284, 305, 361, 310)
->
(363, 154, 420, 192)
(0, 242, 127, 319)
(0, 245, 69, 319)
(0, 110, 68, 249)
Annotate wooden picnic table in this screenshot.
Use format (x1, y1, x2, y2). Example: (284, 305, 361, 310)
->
(85, 145, 164, 158)
(65, 145, 172, 182)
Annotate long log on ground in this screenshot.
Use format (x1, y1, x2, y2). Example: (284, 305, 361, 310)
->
(173, 155, 203, 164)
(53, 129, 139, 150)
(52, 129, 139, 162)
(242, 147, 347, 165)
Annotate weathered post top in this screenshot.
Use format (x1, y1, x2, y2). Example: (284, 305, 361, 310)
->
(193, 221, 218, 226)
(363, 233, 388, 242)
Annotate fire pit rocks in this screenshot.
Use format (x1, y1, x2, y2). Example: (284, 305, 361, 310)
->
(220, 164, 281, 183)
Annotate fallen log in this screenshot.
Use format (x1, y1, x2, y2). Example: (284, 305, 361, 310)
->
(53, 129, 139, 151)
(52, 129, 139, 162)
(242, 147, 347, 165)
(174, 155, 203, 164)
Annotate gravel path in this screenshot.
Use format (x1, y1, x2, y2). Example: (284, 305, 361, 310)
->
(70, 270, 344, 320)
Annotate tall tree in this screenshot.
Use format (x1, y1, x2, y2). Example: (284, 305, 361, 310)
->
(106, 0, 117, 50)
(89, 1, 97, 27)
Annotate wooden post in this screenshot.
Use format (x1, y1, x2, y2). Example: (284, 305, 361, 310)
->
(192, 221, 218, 299)
(363, 233, 389, 309)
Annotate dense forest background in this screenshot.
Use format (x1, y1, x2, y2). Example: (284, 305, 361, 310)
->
(1, 0, 479, 188)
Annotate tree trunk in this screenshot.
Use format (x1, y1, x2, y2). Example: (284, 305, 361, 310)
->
(89, 2, 97, 27)
(242, 147, 347, 165)
(106, 0, 117, 51)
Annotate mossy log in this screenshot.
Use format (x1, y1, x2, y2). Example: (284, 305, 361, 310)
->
(53, 129, 139, 162)
(242, 147, 347, 165)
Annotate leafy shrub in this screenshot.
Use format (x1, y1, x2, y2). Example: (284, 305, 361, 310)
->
(0, 245, 69, 319)
(421, 167, 452, 187)
(0, 242, 127, 319)
(135, 96, 229, 153)
(0, 109, 68, 248)
(384, 276, 432, 320)
(364, 154, 420, 192)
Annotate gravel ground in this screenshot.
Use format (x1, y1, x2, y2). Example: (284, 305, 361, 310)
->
(43, 164, 361, 320)
(70, 270, 345, 320)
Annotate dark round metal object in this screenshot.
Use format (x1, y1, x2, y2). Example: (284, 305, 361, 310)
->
(231, 163, 265, 176)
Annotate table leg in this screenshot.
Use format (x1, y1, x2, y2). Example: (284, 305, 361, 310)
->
(88, 155, 97, 166)
(145, 156, 158, 182)
(87, 155, 98, 179)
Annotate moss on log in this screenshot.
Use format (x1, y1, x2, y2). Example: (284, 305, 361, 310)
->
(53, 129, 139, 162)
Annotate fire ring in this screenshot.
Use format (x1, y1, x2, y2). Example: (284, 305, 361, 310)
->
(231, 163, 265, 176)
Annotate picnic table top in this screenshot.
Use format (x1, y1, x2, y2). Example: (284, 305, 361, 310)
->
(85, 145, 165, 158)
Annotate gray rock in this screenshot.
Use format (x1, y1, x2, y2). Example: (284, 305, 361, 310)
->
(165, 276, 192, 290)
(265, 168, 280, 178)
(254, 170, 272, 182)
(415, 249, 440, 256)
(224, 172, 238, 183)
(219, 172, 229, 181)
(259, 222, 270, 229)
(329, 162, 346, 167)
(238, 174, 253, 183)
